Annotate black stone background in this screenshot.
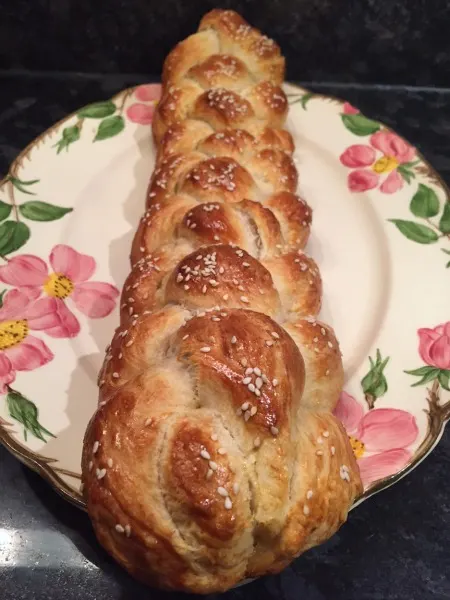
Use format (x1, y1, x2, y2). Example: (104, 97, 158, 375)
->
(1, 1, 450, 598)
(0, 0, 449, 86)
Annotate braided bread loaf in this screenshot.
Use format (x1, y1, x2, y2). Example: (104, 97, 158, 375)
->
(82, 9, 362, 594)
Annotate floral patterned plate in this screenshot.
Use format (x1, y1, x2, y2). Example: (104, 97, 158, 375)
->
(0, 83, 449, 511)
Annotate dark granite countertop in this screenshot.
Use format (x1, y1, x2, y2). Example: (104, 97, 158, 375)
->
(1, 71, 450, 600)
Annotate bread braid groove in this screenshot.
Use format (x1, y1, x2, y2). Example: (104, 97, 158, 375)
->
(82, 9, 362, 594)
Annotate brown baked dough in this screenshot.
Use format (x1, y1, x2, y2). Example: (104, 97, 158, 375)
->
(82, 9, 362, 594)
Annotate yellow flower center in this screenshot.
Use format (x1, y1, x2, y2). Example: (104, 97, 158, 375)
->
(372, 155, 399, 174)
(44, 273, 74, 299)
(0, 319, 29, 350)
(348, 435, 365, 459)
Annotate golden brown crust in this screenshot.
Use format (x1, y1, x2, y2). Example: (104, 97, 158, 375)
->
(83, 9, 362, 594)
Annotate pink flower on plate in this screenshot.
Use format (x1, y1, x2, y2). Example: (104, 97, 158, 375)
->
(418, 322, 450, 370)
(334, 391, 419, 487)
(340, 130, 416, 194)
(0, 245, 119, 339)
(0, 289, 54, 393)
(126, 84, 162, 125)
(342, 101, 359, 115)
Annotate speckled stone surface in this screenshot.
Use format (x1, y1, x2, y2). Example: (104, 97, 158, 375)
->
(1, 72, 450, 599)
(1, 1, 450, 85)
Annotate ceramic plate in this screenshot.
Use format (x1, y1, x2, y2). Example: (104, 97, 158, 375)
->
(0, 83, 449, 511)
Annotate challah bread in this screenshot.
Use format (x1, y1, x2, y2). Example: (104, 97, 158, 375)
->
(82, 9, 362, 594)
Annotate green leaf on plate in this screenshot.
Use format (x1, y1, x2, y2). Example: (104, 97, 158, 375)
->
(397, 165, 415, 184)
(438, 370, 450, 391)
(438, 202, 450, 234)
(6, 388, 56, 442)
(404, 365, 439, 377)
(0, 289, 7, 307)
(9, 177, 39, 195)
(94, 115, 125, 142)
(408, 367, 440, 387)
(19, 201, 73, 222)
(53, 125, 81, 154)
(300, 93, 314, 109)
(442, 248, 450, 255)
(341, 113, 381, 136)
(409, 183, 440, 218)
(446, 260, 450, 268)
(389, 219, 439, 244)
(0, 200, 12, 221)
(0, 221, 30, 255)
(361, 348, 390, 402)
(78, 100, 116, 119)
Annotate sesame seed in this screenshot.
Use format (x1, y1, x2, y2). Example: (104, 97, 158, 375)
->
(88, 461, 93, 471)
(211, 433, 218, 441)
(270, 426, 279, 436)
(231, 336, 237, 344)
(254, 388, 261, 396)
(218, 447, 226, 455)
(241, 358, 248, 367)
(340, 465, 351, 482)
(253, 367, 261, 376)
(272, 378, 279, 387)
(96, 468, 107, 480)
(254, 436, 261, 447)
(107, 458, 113, 468)
(271, 332, 280, 339)
(323, 431, 330, 438)
(125, 340, 134, 347)
(248, 383, 256, 392)
(184, 284, 190, 291)
(209, 460, 218, 470)
(303, 505, 310, 515)
(115, 524, 125, 533)
(328, 341, 334, 348)
(177, 274, 183, 283)
(206, 469, 213, 479)
(233, 482, 240, 494)
(200, 346, 211, 353)
(200, 449, 211, 460)
(307, 490, 313, 499)
(93, 441, 99, 454)
(242, 262, 250, 267)
(331, 446, 336, 455)
(244, 410, 251, 421)
(321, 328, 326, 335)
(217, 486, 228, 497)
(250, 406, 257, 416)
(112, 372, 119, 379)
(317, 436, 323, 444)
(238, 285, 245, 291)
(145, 418, 152, 426)
(212, 317, 221, 322)
(224, 497, 233, 510)
(255, 377, 263, 389)
(223, 294, 229, 300)
(266, 340, 273, 347)
(240, 296, 249, 303)
(242, 377, 252, 385)
(316, 450, 324, 456)
(325, 369, 330, 376)
(245, 368, 253, 376)
(182, 334, 189, 340)
(125, 525, 131, 537)
(241, 401, 250, 410)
